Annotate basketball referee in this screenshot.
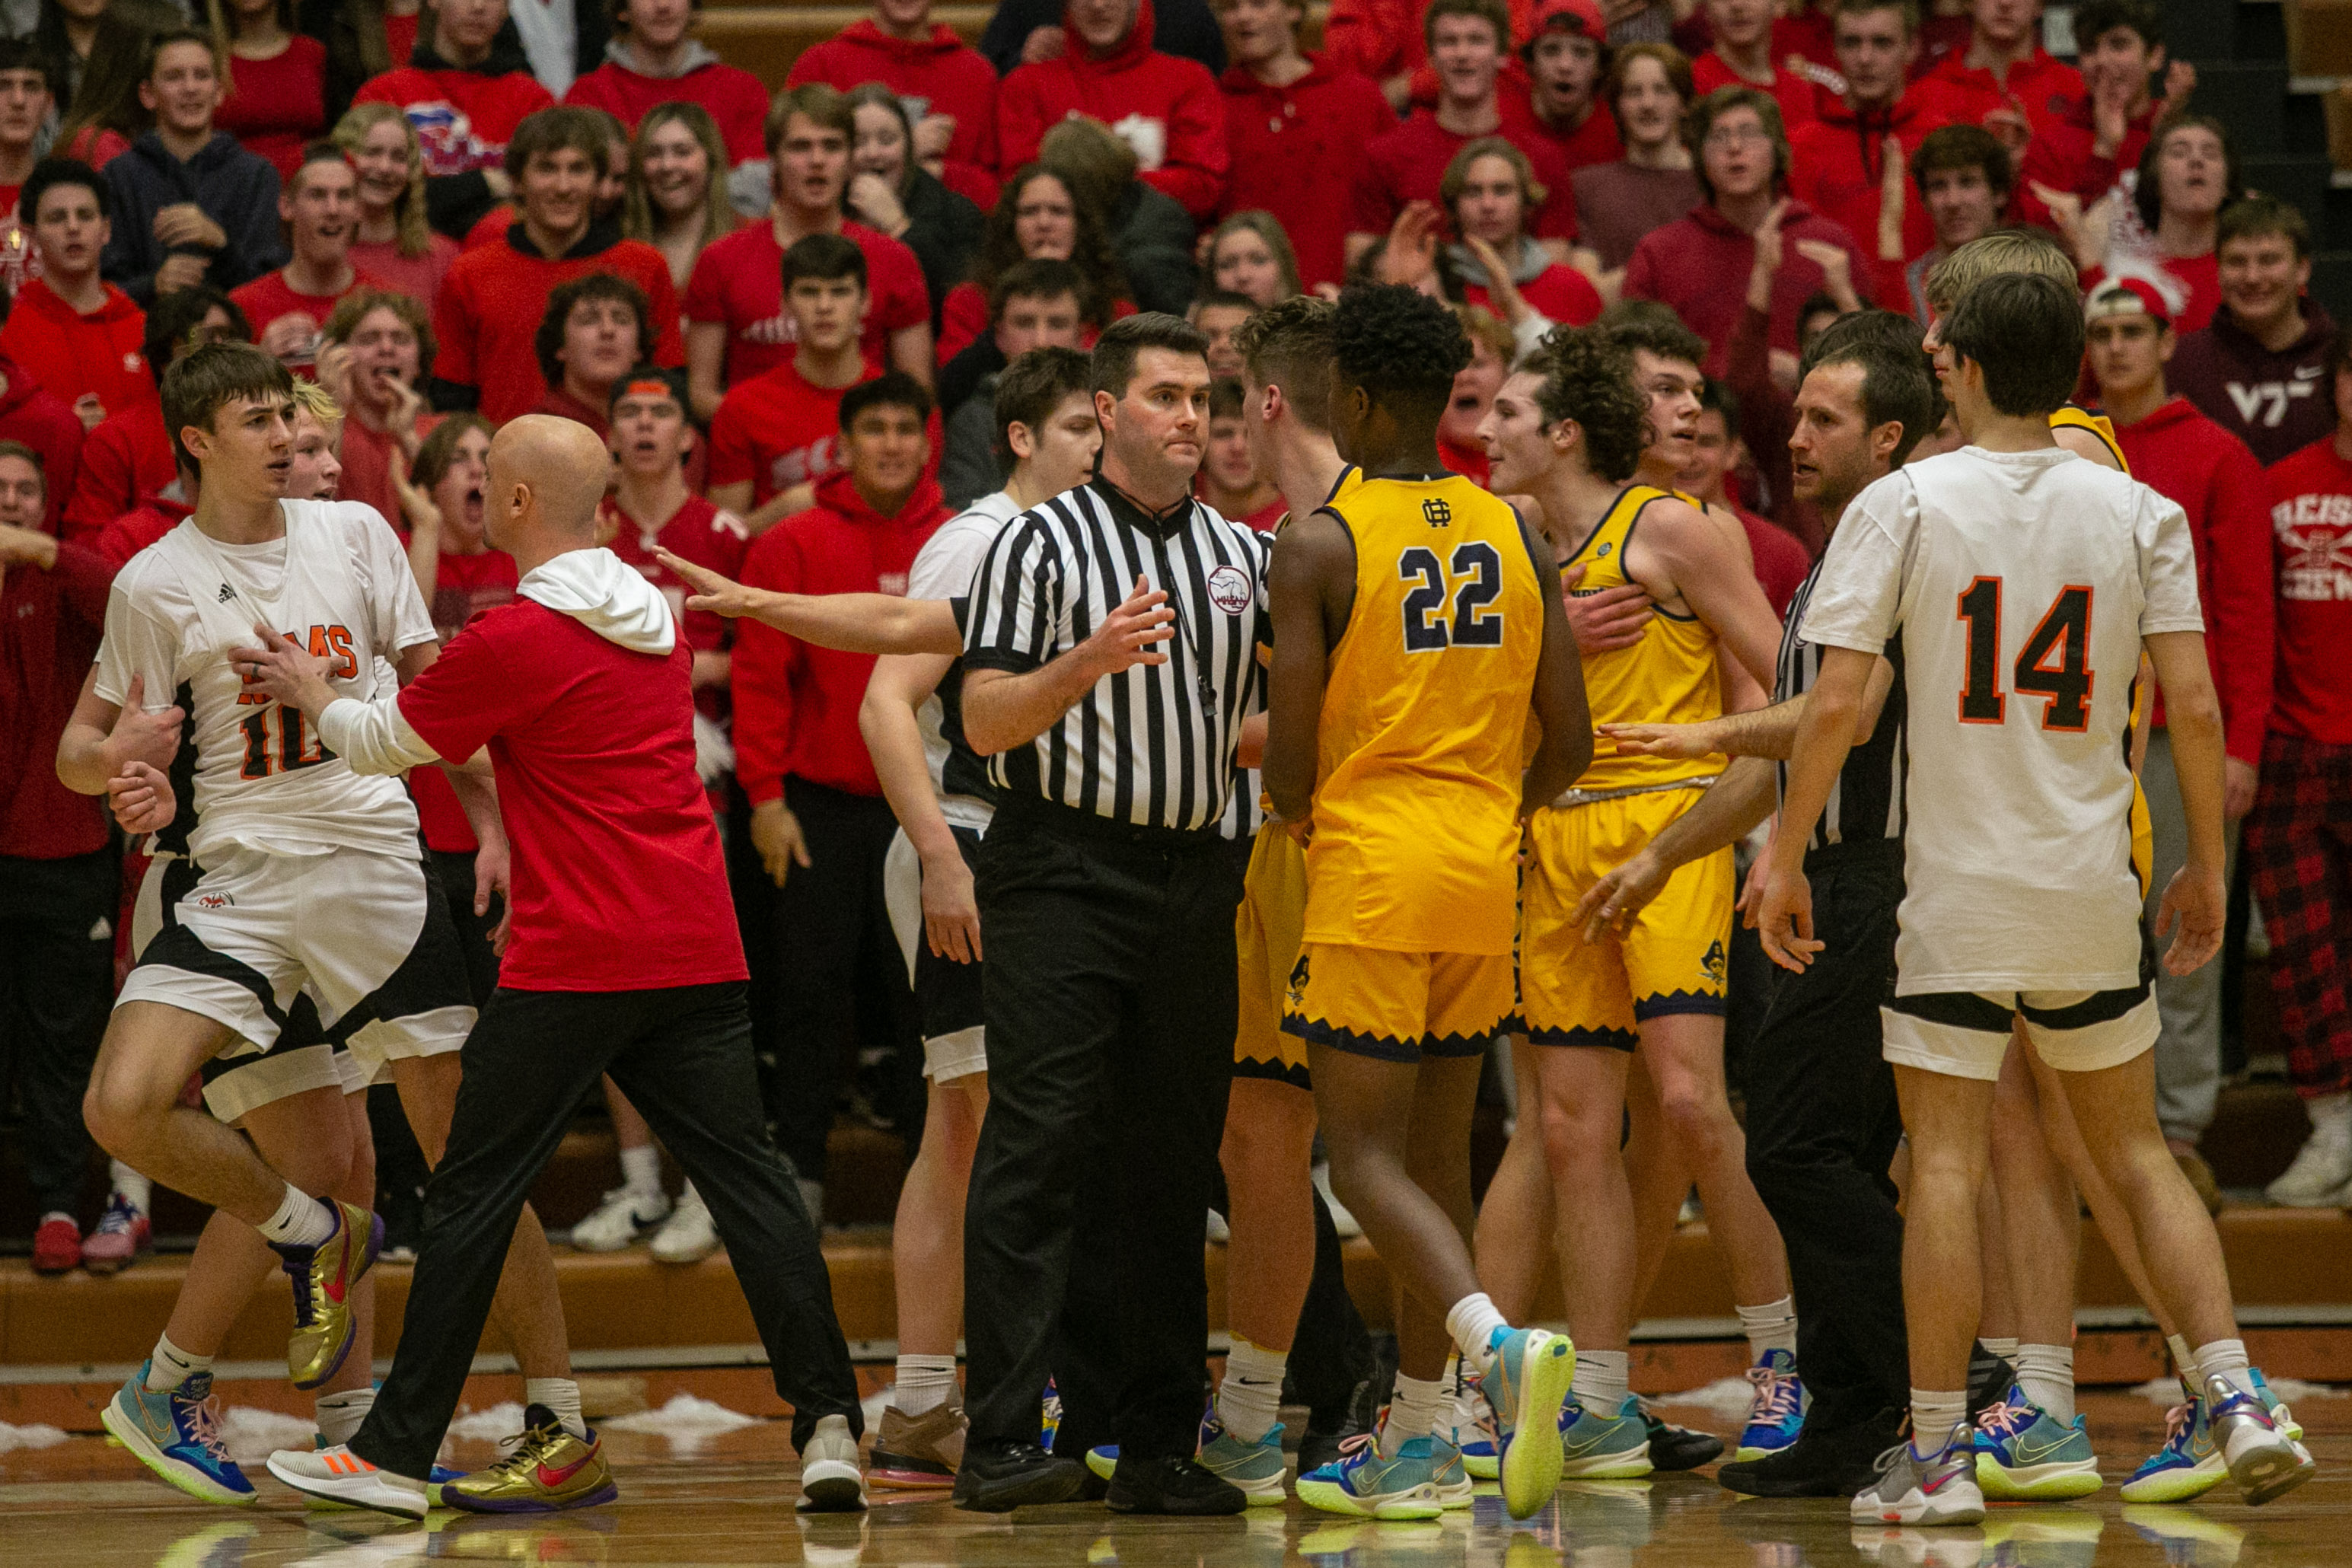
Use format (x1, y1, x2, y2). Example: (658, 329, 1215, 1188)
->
(949, 314, 1271, 1517)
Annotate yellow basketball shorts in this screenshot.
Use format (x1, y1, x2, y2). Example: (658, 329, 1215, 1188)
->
(1281, 942, 1515, 1063)
(1235, 824, 1311, 1088)
(1519, 791, 1732, 1050)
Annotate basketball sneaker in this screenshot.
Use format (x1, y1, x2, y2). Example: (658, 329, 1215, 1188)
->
(569, 1184, 671, 1252)
(1735, 1349, 1808, 1461)
(81, 1190, 153, 1275)
(1429, 1433, 1474, 1508)
(441, 1403, 619, 1512)
(1850, 1420, 1985, 1527)
(1638, 1397, 1725, 1469)
(104, 1366, 254, 1507)
(265, 1444, 429, 1519)
(1194, 1413, 1289, 1504)
(1453, 1367, 1500, 1480)
(797, 1413, 867, 1512)
(1296, 1433, 1446, 1520)
(2121, 1387, 2224, 1504)
(269, 1198, 381, 1390)
(1481, 1325, 1575, 1519)
(649, 1185, 717, 1263)
(1970, 1384, 2101, 1500)
(2204, 1372, 2315, 1506)
(871, 1398, 966, 1489)
(1559, 1393, 1654, 1479)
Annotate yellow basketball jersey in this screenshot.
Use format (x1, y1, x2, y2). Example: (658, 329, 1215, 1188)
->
(1302, 473, 1544, 955)
(2051, 404, 2128, 472)
(1563, 485, 1724, 793)
(2056, 407, 2156, 882)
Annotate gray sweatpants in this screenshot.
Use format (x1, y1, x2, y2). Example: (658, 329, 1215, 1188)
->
(2140, 729, 2240, 1145)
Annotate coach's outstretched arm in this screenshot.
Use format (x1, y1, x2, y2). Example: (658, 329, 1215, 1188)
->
(1601, 657, 1898, 762)
(652, 547, 964, 657)
(2143, 629, 2229, 976)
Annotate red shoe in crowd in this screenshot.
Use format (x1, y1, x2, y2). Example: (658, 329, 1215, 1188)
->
(31, 1213, 81, 1275)
(81, 1192, 153, 1275)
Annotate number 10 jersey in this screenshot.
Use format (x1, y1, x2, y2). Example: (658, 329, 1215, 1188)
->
(1800, 445, 2207, 995)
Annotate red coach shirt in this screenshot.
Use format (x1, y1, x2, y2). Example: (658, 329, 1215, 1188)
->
(684, 220, 927, 390)
(434, 222, 683, 423)
(397, 590, 746, 992)
(2263, 438, 2352, 746)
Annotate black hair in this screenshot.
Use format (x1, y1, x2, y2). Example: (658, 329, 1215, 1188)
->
(2073, 0, 2162, 55)
(839, 370, 932, 432)
(534, 272, 651, 390)
(1331, 282, 1471, 416)
(1939, 273, 2083, 419)
(989, 257, 1084, 318)
(1192, 288, 1260, 317)
(1522, 323, 1649, 484)
(21, 155, 107, 226)
(1091, 312, 1210, 399)
(1799, 309, 1943, 467)
(782, 231, 868, 292)
(0, 36, 55, 96)
(1697, 376, 1740, 430)
(2133, 115, 2239, 235)
(993, 344, 1095, 476)
(161, 341, 294, 470)
(1911, 123, 2013, 202)
(142, 286, 250, 377)
(1598, 298, 1707, 371)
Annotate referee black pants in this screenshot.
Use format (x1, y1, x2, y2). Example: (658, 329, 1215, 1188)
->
(0, 849, 115, 1217)
(350, 981, 862, 1478)
(964, 803, 1245, 1462)
(1740, 841, 1911, 1432)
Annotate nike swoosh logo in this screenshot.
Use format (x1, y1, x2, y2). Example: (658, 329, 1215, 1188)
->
(2015, 1434, 2079, 1464)
(1561, 1426, 1628, 1458)
(536, 1452, 593, 1488)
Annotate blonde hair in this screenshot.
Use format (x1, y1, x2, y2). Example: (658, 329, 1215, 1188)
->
(288, 377, 343, 425)
(332, 103, 432, 260)
(1922, 229, 2076, 317)
(1456, 302, 1515, 364)
(623, 101, 732, 250)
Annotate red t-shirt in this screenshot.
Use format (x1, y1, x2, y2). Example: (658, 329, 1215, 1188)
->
(231, 267, 384, 376)
(1217, 56, 1397, 292)
(1734, 505, 1810, 617)
(1689, 51, 1821, 130)
(413, 545, 521, 853)
(683, 221, 927, 390)
(432, 228, 683, 424)
(564, 56, 771, 167)
(397, 595, 747, 992)
(1464, 262, 1600, 328)
(2263, 438, 2352, 746)
(217, 37, 330, 181)
(64, 400, 170, 541)
(353, 66, 554, 177)
(1348, 113, 1579, 241)
(335, 410, 441, 532)
(706, 358, 878, 506)
(602, 491, 751, 655)
(1506, 91, 1623, 174)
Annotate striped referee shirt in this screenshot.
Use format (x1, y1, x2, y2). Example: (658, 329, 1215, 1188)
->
(963, 478, 1271, 832)
(1774, 556, 1907, 851)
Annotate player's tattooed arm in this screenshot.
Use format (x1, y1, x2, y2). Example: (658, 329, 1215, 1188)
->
(1602, 655, 1895, 760)
(652, 547, 964, 655)
(1755, 643, 1876, 972)
(1264, 512, 1356, 826)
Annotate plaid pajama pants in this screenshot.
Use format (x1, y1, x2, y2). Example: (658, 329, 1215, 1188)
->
(2242, 733, 2352, 1098)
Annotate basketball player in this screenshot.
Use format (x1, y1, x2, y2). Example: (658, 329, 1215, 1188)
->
(1761, 271, 2315, 1525)
(1484, 316, 1794, 1475)
(857, 346, 1100, 1488)
(1267, 282, 1586, 1522)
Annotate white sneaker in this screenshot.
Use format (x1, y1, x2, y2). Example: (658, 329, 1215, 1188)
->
(651, 1185, 718, 1263)
(265, 1444, 428, 1519)
(797, 1412, 867, 1512)
(1312, 1162, 1362, 1239)
(570, 1184, 671, 1251)
(2264, 1120, 2352, 1207)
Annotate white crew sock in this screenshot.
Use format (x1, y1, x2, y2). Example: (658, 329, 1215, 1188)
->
(1981, 1335, 2020, 1362)
(1444, 1292, 1509, 1367)
(894, 1354, 960, 1418)
(1573, 1350, 1630, 1415)
(315, 1387, 376, 1445)
(146, 1333, 212, 1392)
(2193, 1338, 2258, 1402)
(617, 1143, 661, 1196)
(1909, 1389, 1968, 1452)
(527, 1377, 586, 1440)
(2308, 1090, 2351, 1133)
(258, 1185, 337, 1249)
(1736, 1296, 1799, 1364)
(2167, 1334, 2200, 1385)
(2016, 1343, 2075, 1424)
(110, 1161, 151, 1213)
(1383, 1374, 1448, 1458)
(1216, 1337, 1287, 1444)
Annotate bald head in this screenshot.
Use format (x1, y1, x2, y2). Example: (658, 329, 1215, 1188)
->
(485, 415, 613, 554)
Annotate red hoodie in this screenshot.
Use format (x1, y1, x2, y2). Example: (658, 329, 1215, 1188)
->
(0, 276, 150, 422)
(996, 0, 1229, 221)
(1218, 54, 1396, 291)
(566, 47, 773, 167)
(731, 470, 951, 802)
(1624, 200, 1867, 378)
(0, 349, 85, 535)
(789, 21, 1000, 186)
(0, 527, 110, 859)
(1922, 46, 2083, 145)
(353, 65, 555, 177)
(1785, 83, 1969, 264)
(2111, 397, 2275, 763)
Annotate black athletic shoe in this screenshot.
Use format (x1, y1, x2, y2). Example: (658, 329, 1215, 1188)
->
(1104, 1452, 1248, 1515)
(1717, 1407, 1902, 1497)
(1639, 1401, 1725, 1470)
(951, 1441, 1085, 1512)
(1968, 1344, 2017, 1421)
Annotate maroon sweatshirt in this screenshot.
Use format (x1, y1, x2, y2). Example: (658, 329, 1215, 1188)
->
(2168, 302, 2339, 469)
(1, 531, 110, 859)
(2111, 397, 2277, 763)
(1624, 200, 1867, 382)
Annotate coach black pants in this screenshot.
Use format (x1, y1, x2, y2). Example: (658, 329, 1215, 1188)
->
(351, 981, 862, 1478)
(0, 849, 115, 1217)
(1741, 841, 1911, 1431)
(765, 777, 923, 1186)
(964, 802, 1245, 1462)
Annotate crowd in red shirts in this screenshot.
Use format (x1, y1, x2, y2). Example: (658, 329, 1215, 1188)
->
(12, 0, 2352, 1273)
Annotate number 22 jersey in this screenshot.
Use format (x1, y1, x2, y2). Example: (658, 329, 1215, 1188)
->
(1302, 473, 1545, 956)
(1799, 445, 2205, 994)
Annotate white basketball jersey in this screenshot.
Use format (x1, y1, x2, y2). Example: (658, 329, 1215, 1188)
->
(95, 499, 438, 865)
(1800, 445, 2207, 993)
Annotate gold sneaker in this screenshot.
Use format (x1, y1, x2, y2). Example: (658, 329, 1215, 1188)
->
(443, 1405, 620, 1513)
(279, 1199, 382, 1390)
(870, 1399, 965, 1489)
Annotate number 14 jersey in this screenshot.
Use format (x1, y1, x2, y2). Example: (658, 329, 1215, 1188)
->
(1801, 445, 2206, 994)
(1302, 473, 1544, 956)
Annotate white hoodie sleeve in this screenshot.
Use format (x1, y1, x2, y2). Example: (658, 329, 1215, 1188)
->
(319, 695, 444, 776)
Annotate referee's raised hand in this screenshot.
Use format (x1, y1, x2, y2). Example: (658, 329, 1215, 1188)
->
(1077, 575, 1178, 677)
